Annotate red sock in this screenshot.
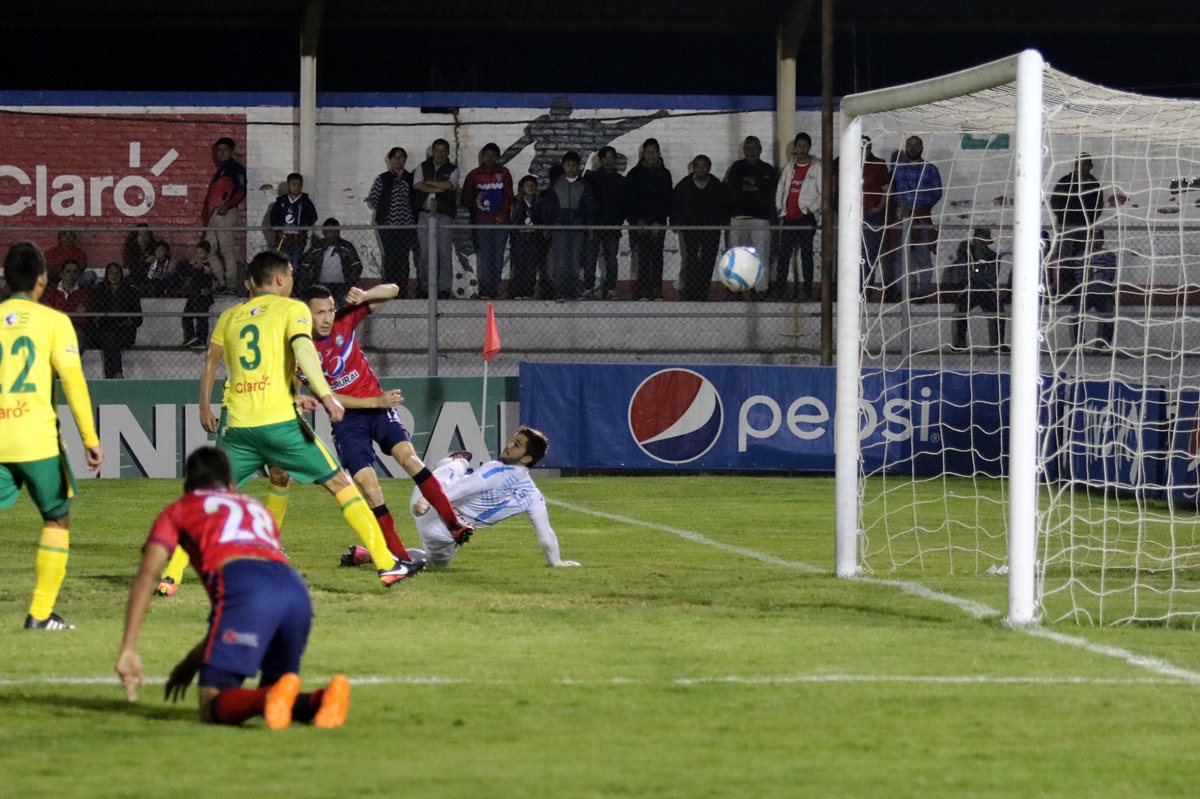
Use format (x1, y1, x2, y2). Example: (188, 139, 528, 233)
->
(213, 687, 268, 725)
(373, 504, 410, 560)
(292, 689, 322, 723)
(414, 468, 460, 529)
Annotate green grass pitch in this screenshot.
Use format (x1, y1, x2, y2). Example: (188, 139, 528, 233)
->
(3, 475, 1200, 798)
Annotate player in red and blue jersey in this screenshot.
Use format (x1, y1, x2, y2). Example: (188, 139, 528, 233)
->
(116, 447, 349, 730)
(298, 283, 473, 567)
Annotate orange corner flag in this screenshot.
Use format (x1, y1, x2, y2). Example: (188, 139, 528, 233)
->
(483, 303, 501, 362)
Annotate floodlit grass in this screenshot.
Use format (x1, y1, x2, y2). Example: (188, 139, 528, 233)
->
(3, 476, 1200, 798)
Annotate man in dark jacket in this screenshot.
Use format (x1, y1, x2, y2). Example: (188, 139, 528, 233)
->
(672, 155, 730, 301)
(723, 136, 777, 286)
(268, 173, 319, 271)
(583, 146, 627, 299)
(1050, 152, 1104, 293)
(950, 228, 1002, 351)
(296, 219, 364, 305)
(625, 138, 673, 300)
(412, 139, 460, 298)
(542, 152, 595, 301)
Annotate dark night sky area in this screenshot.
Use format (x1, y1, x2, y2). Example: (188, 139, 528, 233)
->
(0, 24, 1195, 99)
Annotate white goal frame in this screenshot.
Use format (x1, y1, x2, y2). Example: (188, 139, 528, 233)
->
(834, 50, 1045, 625)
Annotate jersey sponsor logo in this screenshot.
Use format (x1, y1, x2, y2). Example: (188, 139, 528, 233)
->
(221, 629, 260, 648)
(233, 374, 272, 394)
(4, 312, 29, 326)
(628, 368, 723, 464)
(249, 305, 264, 316)
(329, 370, 360, 391)
(0, 399, 30, 419)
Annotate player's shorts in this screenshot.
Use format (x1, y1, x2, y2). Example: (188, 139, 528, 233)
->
(331, 407, 412, 475)
(413, 457, 472, 566)
(220, 417, 342, 488)
(0, 453, 75, 521)
(200, 559, 313, 687)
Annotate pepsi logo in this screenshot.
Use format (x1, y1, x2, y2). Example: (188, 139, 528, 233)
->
(628, 368, 723, 463)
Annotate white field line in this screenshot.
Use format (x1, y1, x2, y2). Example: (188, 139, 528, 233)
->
(547, 498, 1200, 685)
(0, 673, 1193, 689)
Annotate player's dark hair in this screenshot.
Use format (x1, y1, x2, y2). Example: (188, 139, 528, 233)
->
(302, 284, 333, 303)
(286, 172, 303, 184)
(184, 446, 232, 492)
(3, 242, 47, 293)
(518, 425, 549, 466)
(247, 250, 291, 287)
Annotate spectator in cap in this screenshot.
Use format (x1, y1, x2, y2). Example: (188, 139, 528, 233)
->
(296, 218, 363, 305)
(202, 137, 247, 294)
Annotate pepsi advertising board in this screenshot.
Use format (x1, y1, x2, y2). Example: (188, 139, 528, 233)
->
(518, 363, 1014, 473)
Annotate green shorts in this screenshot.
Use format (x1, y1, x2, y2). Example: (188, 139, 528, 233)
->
(219, 417, 342, 488)
(0, 454, 76, 521)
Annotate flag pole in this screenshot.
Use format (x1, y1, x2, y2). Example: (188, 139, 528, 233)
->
(480, 303, 501, 459)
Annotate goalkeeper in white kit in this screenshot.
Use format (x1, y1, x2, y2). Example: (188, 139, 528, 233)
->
(341, 426, 580, 568)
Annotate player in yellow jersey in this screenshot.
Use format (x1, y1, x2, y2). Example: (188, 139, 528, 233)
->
(185, 250, 414, 587)
(0, 243, 104, 630)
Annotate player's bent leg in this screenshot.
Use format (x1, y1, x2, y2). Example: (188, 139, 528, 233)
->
(350, 465, 411, 561)
(323, 471, 398, 577)
(393, 441, 472, 543)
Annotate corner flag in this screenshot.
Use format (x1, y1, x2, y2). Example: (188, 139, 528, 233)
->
(483, 303, 501, 362)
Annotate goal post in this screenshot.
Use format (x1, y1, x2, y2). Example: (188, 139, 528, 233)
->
(835, 50, 1045, 624)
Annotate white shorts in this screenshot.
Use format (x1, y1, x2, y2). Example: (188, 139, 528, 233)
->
(412, 457, 470, 565)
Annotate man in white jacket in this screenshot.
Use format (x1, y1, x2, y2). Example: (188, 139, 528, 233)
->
(772, 132, 822, 301)
(408, 427, 580, 568)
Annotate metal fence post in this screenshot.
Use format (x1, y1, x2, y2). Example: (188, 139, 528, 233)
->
(427, 214, 439, 376)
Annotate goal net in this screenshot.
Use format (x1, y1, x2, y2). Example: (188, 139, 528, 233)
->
(835, 51, 1200, 626)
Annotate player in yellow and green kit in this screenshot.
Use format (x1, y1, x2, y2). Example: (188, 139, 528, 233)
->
(0, 243, 104, 630)
(160, 250, 414, 589)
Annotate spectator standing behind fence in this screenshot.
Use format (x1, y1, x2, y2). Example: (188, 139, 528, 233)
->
(179, 241, 217, 349)
(44, 230, 88, 287)
(887, 135, 943, 299)
(672, 155, 730, 301)
(412, 139, 460, 299)
(949, 228, 1003, 352)
(366, 147, 418, 297)
(296, 218, 363, 305)
(772, 132, 822, 301)
(41, 260, 91, 346)
(460, 143, 513, 300)
(508, 175, 546, 299)
(859, 136, 892, 298)
(724, 136, 778, 289)
(625, 138, 673, 300)
(269, 173, 318, 270)
(1050, 152, 1104, 291)
(1063, 229, 1117, 351)
(584, 146, 628, 300)
(202, 137, 247, 295)
(89, 263, 142, 379)
(141, 240, 174, 297)
(542, 152, 595, 302)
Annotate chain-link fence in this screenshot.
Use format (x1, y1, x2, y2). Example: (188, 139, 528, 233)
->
(0, 223, 830, 379)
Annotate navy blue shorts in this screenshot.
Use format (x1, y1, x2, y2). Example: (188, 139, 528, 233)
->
(331, 407, 412, 475)
(200, 559, 313, 687)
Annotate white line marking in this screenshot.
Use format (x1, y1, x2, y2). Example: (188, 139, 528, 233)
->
(160, 185, 187, 197)
(0, 673, 1193, 689)
(128, 141, 140, 168)
(547, 498, 1200, 684)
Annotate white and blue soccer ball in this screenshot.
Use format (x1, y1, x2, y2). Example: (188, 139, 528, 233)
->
(718, 246, 763, 292)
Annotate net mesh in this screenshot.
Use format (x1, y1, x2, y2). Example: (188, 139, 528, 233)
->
(852, 62, 1200, 626)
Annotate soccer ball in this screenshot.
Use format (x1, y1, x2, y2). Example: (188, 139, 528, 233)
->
(718, 246, 764, 292)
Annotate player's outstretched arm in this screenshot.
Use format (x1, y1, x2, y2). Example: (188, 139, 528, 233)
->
(116, 542, 171, 702)
(334, 388, 404, 410)
(164, 640, 206, 702)
(199, 342, 225, 434)
(528, 502, 580, 567)
(345, 284, 400, 307)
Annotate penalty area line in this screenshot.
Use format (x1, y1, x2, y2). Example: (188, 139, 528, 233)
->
(547, 498, 1200, 685)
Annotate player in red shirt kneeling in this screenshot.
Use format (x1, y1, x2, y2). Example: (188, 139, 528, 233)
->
(116, 447, 349, 730)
